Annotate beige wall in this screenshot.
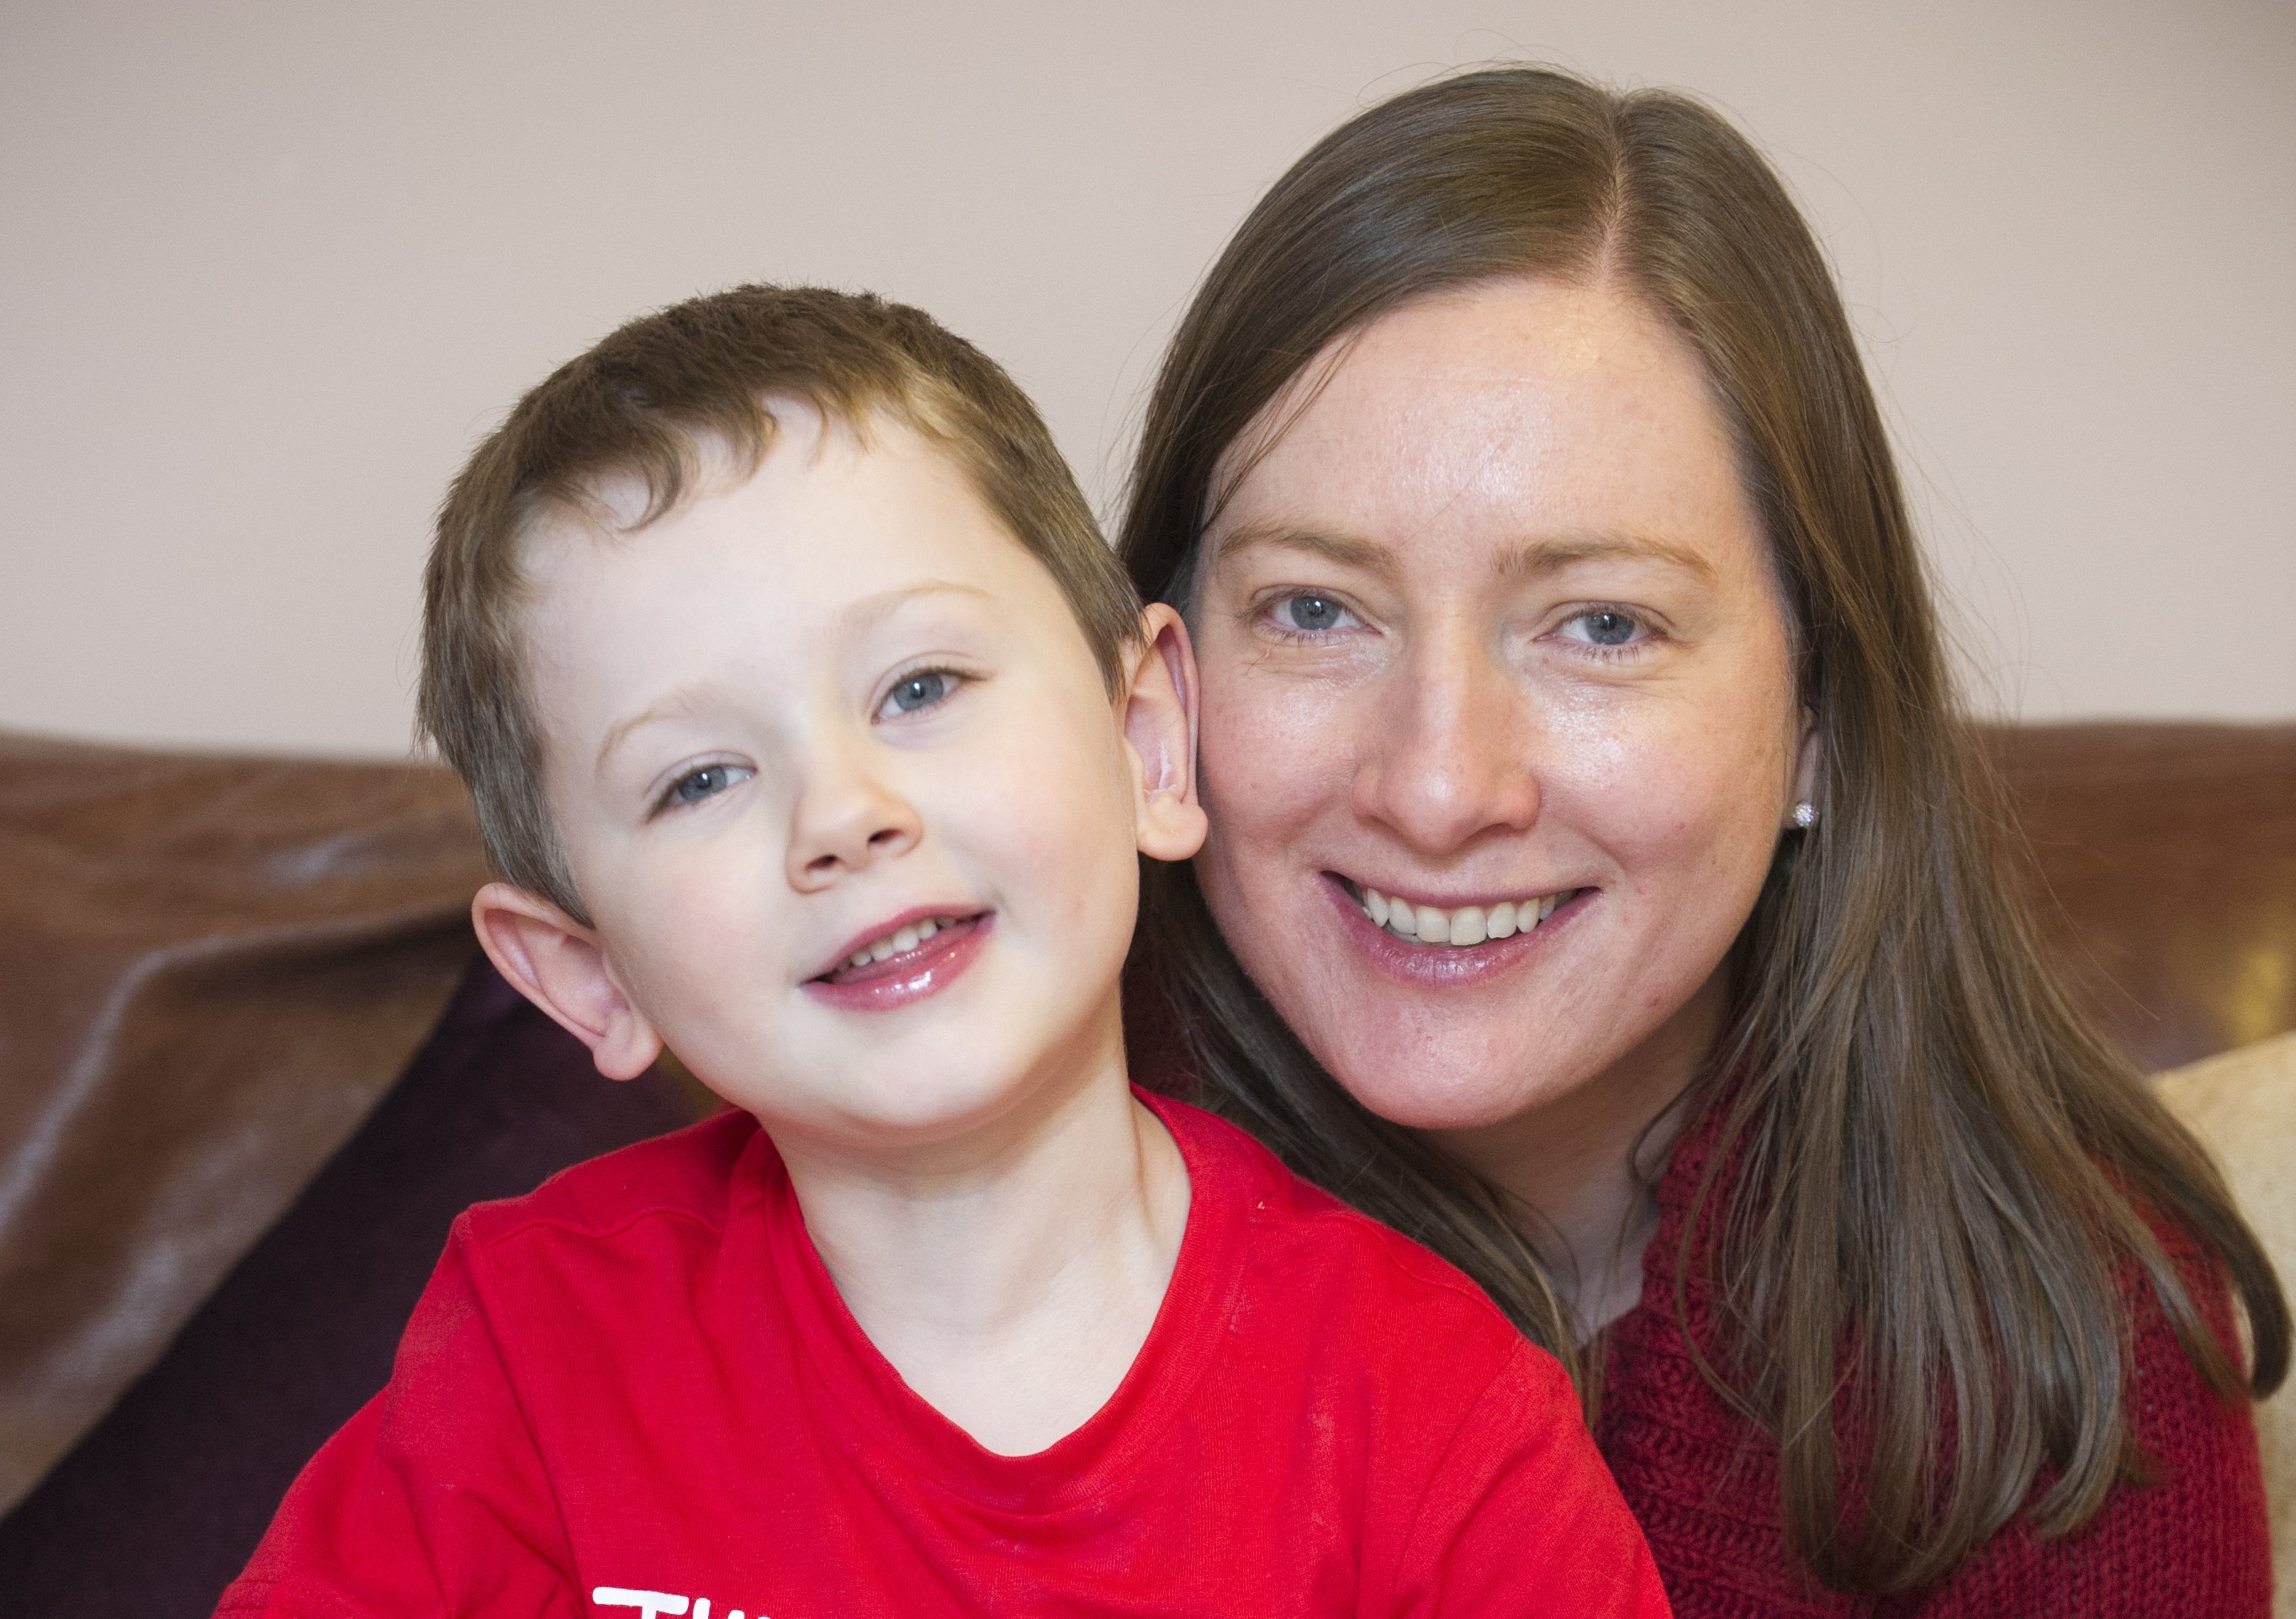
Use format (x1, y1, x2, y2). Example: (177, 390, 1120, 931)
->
(3, 0, 2291, 757)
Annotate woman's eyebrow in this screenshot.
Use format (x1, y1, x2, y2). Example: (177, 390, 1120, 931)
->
(1212, 523, 1716, 584)
(1209, 522, 1393, 576)
(1495, 532, 1717, 582)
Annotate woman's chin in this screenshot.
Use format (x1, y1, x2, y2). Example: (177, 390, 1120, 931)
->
(1320, 1046, 1593, 1133)
(1271, 989, 1584, 1131)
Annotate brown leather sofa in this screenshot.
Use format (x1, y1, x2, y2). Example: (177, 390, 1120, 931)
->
(0, 721, 2290, 1616)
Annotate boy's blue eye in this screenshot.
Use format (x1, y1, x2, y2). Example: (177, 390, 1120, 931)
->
(887, 671, 949, 713)
(672, 765, 735, 804)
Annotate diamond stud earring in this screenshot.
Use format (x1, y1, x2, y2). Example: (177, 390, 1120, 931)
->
(1792, 801, 1817, 829)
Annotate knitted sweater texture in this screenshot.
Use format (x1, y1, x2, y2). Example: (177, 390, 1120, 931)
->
(1595, 1105, 2274, 1616)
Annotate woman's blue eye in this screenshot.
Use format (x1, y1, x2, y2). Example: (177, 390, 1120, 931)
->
(1579, 611, 1638, 646)
(887, 671, 949, 713)
(672, 765, 733, 804)
(1284, 595, 1346, 632)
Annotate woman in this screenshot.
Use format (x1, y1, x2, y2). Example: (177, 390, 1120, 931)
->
(1119, 67, 2286, 1613)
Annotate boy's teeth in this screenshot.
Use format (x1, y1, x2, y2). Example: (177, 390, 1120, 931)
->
(845, 916, 955, 971)
(1358, 887, 1574, 948)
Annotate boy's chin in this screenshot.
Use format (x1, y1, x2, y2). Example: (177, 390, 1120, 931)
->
(742, 1053, 1112, 1163)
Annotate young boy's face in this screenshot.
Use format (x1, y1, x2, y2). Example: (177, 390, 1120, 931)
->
(512, 405, 1182, 1152)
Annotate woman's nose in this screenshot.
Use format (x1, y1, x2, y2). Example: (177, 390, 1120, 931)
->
(1352, 642, 1539, 855)
(786, 742, 923, 891)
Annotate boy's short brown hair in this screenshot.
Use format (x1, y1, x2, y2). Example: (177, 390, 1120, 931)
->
(419, 284, 1141, 923)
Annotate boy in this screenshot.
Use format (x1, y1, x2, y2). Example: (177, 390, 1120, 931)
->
(220, 286, 1669, 1616)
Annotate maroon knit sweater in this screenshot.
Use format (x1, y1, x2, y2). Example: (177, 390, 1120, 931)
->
(1595, 1103, 2274, 1616)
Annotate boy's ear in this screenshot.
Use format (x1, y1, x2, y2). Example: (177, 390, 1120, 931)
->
(471, 882, 664, 1082)
(1121, 602, 1209, 863)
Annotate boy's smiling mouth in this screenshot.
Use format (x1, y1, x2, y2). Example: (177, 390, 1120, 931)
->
(807, 906, 994, 1008)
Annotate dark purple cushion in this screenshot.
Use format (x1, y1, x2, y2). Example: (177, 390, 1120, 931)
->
(0, 956, 709, 1616)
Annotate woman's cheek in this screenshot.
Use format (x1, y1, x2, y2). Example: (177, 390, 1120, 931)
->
(1579, 734, 1785, 944)
(1192, 687, 1343, 1004)
(1196, 675, 1348, 852)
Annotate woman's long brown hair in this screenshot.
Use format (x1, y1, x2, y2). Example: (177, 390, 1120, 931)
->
(1116, 66, 2288, 1595)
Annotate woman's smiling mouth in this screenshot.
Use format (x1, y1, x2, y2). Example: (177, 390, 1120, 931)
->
(1345, 881, 1586, 947)
(1325, 875, 1590, 984)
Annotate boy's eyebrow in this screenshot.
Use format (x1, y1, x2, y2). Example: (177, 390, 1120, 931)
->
(838, 579, 996, 636)
(592, 581, 999, 775)
(595, 682, 727, 775)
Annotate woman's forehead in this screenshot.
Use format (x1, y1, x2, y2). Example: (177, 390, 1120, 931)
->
(1207, 279, 1760, 585)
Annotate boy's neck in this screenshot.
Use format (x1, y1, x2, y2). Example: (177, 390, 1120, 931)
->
(769, 1005, 1191, 1458)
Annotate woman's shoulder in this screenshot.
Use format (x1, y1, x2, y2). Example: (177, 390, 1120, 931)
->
(1889, 1251, 2270, 1616)
(1597, 1099, 2272, 1616)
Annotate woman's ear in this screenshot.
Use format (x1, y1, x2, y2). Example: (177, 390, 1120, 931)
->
(1121, 602, 1209, 862)
(471, 882, 664, 1081)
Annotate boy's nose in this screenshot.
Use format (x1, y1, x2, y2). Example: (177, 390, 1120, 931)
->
(786, 752, 922, 890)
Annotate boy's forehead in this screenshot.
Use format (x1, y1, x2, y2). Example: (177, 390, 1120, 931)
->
(526, 405, 990, 568)
(535, 398, 842, 551)
(513, 409, 1078, 717)
(521, 410, 925, 594)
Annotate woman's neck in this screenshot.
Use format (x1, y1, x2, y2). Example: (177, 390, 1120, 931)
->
(1425, 969, 1726, 1339)
(771, 1013, 1191, 1457)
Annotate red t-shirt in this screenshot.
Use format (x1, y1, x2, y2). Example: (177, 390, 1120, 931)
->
(220, 1093, 1669, 1617)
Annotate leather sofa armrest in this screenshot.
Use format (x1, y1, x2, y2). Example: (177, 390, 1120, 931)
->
(0, 731, 489, 1516)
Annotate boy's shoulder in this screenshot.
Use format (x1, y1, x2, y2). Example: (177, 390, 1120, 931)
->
(449, 1094, 1542, 1389)
(1153, 1095, 1530, 1346)
(458, 1104, 759, 1254)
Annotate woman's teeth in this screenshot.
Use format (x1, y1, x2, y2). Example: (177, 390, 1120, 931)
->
(845, 916, 950, 969)
(1357, 886, 1574, 947)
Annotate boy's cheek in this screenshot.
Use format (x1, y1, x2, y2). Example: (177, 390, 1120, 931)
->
(591, 850, 786, 994)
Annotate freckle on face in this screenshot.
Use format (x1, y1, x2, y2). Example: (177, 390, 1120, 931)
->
(1188, 277, 1803, 1135)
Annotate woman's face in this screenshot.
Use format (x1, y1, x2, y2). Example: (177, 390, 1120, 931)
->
(1189, 276, 1808, 1137)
